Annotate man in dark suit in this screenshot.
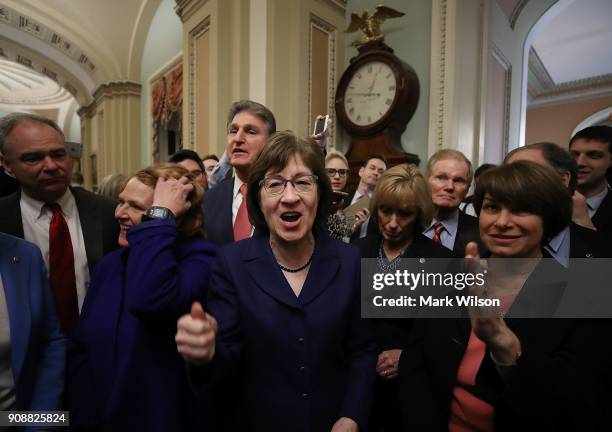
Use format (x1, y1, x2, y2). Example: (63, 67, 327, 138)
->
(569, 125, 612, 233)
(505, 142, 611, 262)
(423, 149, 483, 256)
(203, 100, 276, 245)
(344, 155, 386, 241)
(0, 113, 118, 329)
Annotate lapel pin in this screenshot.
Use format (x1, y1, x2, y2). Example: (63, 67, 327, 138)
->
(12, 256, 20, 263)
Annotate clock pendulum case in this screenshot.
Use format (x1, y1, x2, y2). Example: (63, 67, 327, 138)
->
(335, 40, 420, 190)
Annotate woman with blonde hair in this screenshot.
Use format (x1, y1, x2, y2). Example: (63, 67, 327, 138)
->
(356, 163, 452, 432)
(68, 163, 216, 432)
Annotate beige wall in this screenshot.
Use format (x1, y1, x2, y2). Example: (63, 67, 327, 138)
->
(525, 95, 612, 147)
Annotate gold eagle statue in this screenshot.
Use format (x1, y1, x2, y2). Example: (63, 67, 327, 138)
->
(345, 5, 405, 48)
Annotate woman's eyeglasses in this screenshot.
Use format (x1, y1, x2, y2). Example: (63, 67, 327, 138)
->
(260, 174, 318, 196)
(326, 168, 349, 178)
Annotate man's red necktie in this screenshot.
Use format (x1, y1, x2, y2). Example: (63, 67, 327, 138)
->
(432, 222, 445, 245)
(233, 184, 251, 241)
(47, 203, 79, 333)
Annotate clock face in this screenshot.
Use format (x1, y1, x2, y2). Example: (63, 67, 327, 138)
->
(343, 61, 398, 127)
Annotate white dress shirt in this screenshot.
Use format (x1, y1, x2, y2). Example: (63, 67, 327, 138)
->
(586, 186, 609, 218)
(20, 190, 90, 310)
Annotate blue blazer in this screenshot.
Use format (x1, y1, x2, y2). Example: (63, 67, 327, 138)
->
(0, 233, 65, 411)
(205, 233, 377, 432)
(203, 177, 235, 246)
(68, 220, 216, 431)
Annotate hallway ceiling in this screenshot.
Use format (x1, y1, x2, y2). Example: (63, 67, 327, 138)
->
(0, 58, 71, 104)
(529, 0, 612, 105)
(533, 0, 612, 83)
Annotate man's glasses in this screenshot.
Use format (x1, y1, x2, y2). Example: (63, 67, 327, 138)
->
(260, 174, 318, 196)
(326, 168, 349, 178)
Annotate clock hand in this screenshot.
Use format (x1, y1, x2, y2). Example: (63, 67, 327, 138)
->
(368, 65, 383, 94)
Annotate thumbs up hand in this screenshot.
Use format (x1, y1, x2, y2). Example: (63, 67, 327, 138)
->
(176, 302, 218, 365)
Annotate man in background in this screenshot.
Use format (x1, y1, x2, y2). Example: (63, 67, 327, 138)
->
(202, 154, 219, 179)
(423, 149, 482, 256)
(203, 100, 276, 246)
(346, 155, 387, 240)
(569, 126, 612, 232)
(169, 149, 208, 190)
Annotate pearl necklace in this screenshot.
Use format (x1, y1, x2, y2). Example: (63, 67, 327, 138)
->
(278, 252, 314, 273)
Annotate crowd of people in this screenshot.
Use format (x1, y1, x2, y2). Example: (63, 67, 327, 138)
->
(0, 102, 611, 431)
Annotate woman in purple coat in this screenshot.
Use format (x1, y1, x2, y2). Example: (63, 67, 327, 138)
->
(67, 164, 216, 431)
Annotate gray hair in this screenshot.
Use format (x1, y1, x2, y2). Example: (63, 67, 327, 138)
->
(0, 112, 65, 157)
(226, 100, 276, 136)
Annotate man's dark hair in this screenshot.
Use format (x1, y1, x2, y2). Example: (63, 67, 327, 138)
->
(569, 125, 612, 153)
(202, 154, 219, 162)
(0, 112, 65, 157)
(504, 142, 578, 194)
(226, 100, 276, 136)
(363, 154, 387, 167)
(474, 163, 496, 179)
(169, 149, 205, 172)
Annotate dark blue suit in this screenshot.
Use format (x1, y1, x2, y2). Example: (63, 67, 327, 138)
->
(204, 233, 377, 432)
(68, 220, 216, 431)
(0, 233, 65, 411)
(203, 177, 235, 245)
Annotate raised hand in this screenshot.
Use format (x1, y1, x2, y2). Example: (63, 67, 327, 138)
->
(464, 242, 521, 365)
(352, 208, 370, 232)
(176, 302, 217, 365)
(152, 176, 193, 219)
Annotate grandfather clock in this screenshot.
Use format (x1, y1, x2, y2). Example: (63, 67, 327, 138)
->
(335, 40, 420, 189)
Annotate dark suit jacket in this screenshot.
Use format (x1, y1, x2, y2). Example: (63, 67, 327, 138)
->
(0, 166, 19, 198)
(204, 233, 377, 432)
(203, 177, 235, 246)
(0, 187, 119, 274)
(398, 258, 611, 431)
(355, 233, 453, 350)
(569, 222, 612, 258)
(452, 210, 486, 257)
(0, 233, 65, 411)
(591, 189, 612, 233)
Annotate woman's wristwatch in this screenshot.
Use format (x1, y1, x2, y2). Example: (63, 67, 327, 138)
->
(141, 206, 176, 222)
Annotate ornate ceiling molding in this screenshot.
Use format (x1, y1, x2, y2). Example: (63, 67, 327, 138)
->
(78, 81, 142, 119)
(174, 0, 209, 23)
(509, 0, 529, 29)
(0, 41, 84, 104)
(528, 45, 612, 107)
(92, 81, 142, 100)
(0, 58, 73, 105)
(0, 4, 96, 77)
